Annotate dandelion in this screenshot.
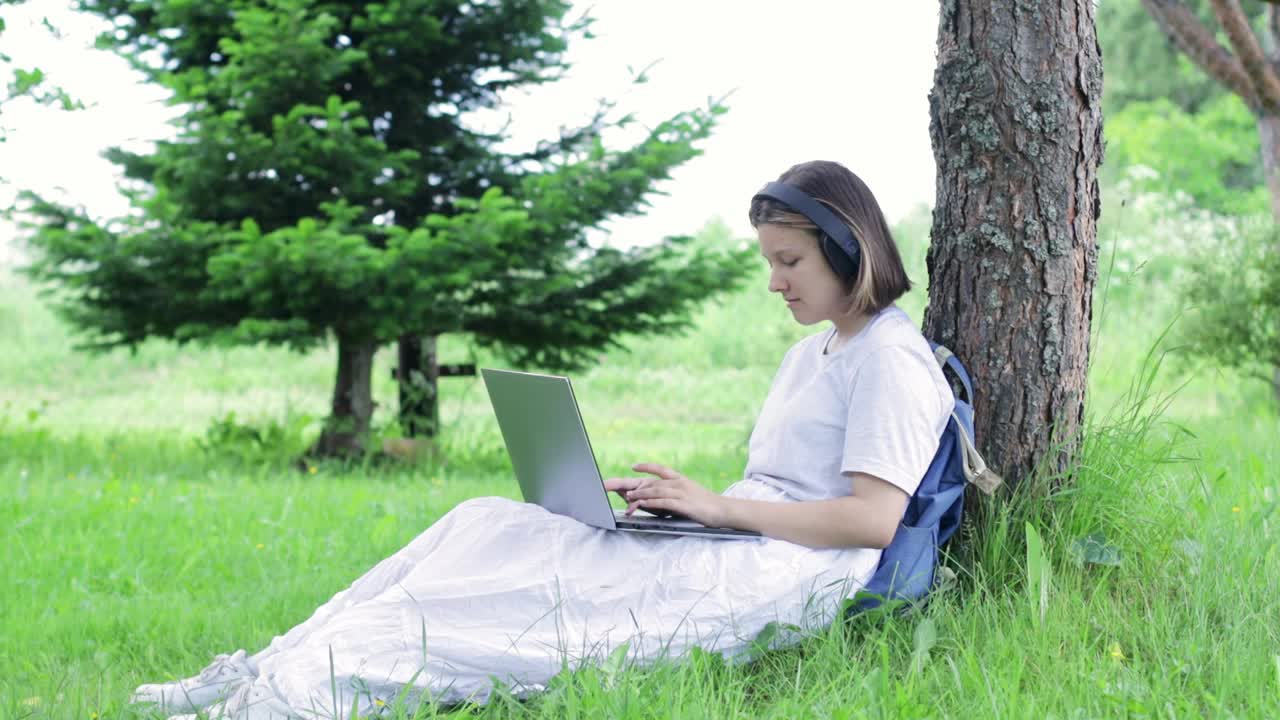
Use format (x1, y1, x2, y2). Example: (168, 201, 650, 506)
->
(1109, 642, 1126, 661)
(308, 466, 318, 475)
(256, 543, 266, 550)
(1232, 506, 1241, 513)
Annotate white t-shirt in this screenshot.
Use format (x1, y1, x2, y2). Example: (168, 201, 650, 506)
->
(742, 305, 955, 501)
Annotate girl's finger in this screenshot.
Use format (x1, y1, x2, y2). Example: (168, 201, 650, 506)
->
(626, 485, 682, 501)
(627, 497, 677, 516)
(605, 477, 658, 495)
(632, 462, 681, 480)
(603, 477, 640, 492)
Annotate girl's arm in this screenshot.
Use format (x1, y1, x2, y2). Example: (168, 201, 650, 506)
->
(604, 463, 908, 550)
(717, 473, 906, 549)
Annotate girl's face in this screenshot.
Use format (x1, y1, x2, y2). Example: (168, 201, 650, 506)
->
(756, 222, 853, 326)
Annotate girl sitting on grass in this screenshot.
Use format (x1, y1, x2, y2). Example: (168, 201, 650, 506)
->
(133, 159, 954, 719)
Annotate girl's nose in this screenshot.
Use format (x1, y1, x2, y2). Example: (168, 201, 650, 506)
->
(768, 269, 787, 293)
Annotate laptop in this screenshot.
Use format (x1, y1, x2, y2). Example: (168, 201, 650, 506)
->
(480, 368, 761, 540)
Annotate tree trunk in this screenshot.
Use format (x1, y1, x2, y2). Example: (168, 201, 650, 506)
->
(397, 333, 440, 437)
(925, 0, 1104, 489)
(308, 335, 377, 458)
(1255, 113, 1280, 406)
(1258, 113, 1280, 224)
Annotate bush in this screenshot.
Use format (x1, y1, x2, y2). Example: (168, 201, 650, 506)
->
(197, 410, 318, 467)
(1103, 95, 1269, 217)
(1176, 217, 1280, 396)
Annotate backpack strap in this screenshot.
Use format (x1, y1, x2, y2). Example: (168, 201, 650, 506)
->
(953, 417, 1004, 495)
(930, 343, 974, 405)
(929, 342, 1003, 496)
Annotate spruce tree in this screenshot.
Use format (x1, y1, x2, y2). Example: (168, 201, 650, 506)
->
(22, 0, 752, 457)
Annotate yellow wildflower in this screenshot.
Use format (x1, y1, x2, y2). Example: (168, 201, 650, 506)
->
(256, 543, 266, 550)
(308, 466, 318, 475)
(1232, 506, 1241, 513)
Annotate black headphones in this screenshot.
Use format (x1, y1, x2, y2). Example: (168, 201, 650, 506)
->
(751, 181, 861, 282)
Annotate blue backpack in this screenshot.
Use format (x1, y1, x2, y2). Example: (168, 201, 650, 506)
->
(849, 343, 1002, 613)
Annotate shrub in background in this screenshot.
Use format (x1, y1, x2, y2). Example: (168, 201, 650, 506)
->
(1103, 96, 1268, 218)
(1177, 218, 1280, 404)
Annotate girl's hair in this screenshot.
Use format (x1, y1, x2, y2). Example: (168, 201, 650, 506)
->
(748, 160, 912, 315)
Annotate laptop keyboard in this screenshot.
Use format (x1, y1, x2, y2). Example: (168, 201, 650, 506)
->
(614, 511, 698, 525)
(613, 512, 761, 537)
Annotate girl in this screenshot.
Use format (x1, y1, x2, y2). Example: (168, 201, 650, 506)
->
(134, 160, 954, 719)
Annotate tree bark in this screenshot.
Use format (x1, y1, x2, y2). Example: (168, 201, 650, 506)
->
(396, 333, 439, 437)
(309, 335, 377, 458)
(925, 0, 1104, 488)
(1258, 113, 1280, 223)
(1257, 114, 1280, 406)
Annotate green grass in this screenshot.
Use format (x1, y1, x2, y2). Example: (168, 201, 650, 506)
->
(2, 204, 1278, 718)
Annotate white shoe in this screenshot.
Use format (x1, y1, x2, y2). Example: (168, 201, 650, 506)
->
(131, 649, 257, 713)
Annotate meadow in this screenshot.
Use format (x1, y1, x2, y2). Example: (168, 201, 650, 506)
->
(2, 188, 1278, 718)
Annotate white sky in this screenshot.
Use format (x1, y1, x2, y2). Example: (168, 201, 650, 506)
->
(0, 1, 939, 263)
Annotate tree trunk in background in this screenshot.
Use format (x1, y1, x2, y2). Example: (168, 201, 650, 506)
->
(309, 336, 377, 458)
(1258, 113, 1280, 224)
(925, 0, 1104, 489)
(1255, 114, 1280, 405)
(397, 333, 440, 437)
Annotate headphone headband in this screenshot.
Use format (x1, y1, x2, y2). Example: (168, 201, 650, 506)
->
(752, 181, 861, 267)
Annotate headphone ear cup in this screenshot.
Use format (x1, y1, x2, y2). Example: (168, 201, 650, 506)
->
(820, 234, 858, 282)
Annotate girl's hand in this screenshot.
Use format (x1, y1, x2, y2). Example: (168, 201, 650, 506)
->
(603, 462, 729, 528)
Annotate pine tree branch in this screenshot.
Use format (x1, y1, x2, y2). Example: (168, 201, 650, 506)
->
(1141, 0, 1261, 109)
(1209, 0, 1280, 112)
